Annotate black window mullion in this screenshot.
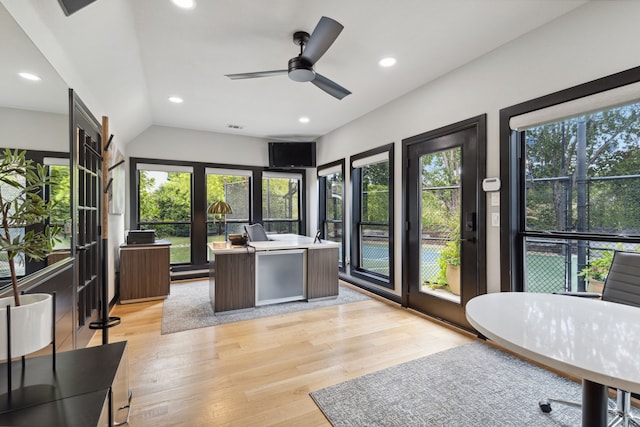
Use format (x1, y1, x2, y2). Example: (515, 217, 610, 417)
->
(192, 164, 206, 266)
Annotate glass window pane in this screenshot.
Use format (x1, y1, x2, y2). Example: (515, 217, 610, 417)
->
(139, 169, 192, 222)
(360, 224, 389, 277)
(522, 99, 640, 294)
(325, 172, 343, 220)
(206, 173, 250, 245)
(263, 221, 298, 235)
(361, 162, 388, 223)
(524, 103, 640, 234)
(0, 228, 25, 277)
(48, 164, 71, 250)
(324, 171, 343, 267)
(206, 174, 250, 220)
(262, 176, 299, 221)
(141, 224, 190, 264)
(419, 149, 461, 297)
(524, 238, 640, 293)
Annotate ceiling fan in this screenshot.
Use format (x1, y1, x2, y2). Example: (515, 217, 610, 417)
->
(225, 16, 351, 100)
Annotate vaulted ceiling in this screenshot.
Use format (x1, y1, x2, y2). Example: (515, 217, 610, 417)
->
(1, 0, 588, 144)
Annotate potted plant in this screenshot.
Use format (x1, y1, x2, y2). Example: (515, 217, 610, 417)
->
(0, 148, 61, 358)
(578, 249, 614, 293)
(429, 224, 461, 295)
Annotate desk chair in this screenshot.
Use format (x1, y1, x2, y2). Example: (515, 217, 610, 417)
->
(244, 223, 269, 242)
(540, 251, 640, 426)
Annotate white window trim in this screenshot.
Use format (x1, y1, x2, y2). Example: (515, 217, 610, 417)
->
(137, 163, 193, 173)
(317, 164, 342, 177)
(44, 157, 69, 166)
(205, 167, 252, 177)
(263, 171, 302, 180)
(352, 152, 389, 169)
(510, 80, 640, 130)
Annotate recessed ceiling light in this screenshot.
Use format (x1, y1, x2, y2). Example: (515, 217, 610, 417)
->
(18, 72, 41, 81)
(168, 96, 184, 104)
(378, 57, 397, 68)
(171, 0, 196, 9)
(299, 117, 310, 123)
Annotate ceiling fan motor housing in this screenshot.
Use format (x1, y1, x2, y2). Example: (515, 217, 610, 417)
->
(288, 57, 315, 82)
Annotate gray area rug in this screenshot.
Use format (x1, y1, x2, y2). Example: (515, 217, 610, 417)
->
(161, 280, 370, 334)
(311, 341, 638, 426)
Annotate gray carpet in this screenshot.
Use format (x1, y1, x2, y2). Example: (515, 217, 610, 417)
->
(161, 280, 370, 334)
(311, 341, 638, 427)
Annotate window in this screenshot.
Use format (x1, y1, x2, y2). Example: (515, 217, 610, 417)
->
(502, 71, 640, 293)
(0, 151, 69, 281)
(45, 157, 71, 250)
(131, 157, 308, 273)
(262, 171, 302, 234)
(318, 160, 345, 271)
(350, 144, 394, 288)
(206, 168, 251, 252)
(137, 163, 193, 264)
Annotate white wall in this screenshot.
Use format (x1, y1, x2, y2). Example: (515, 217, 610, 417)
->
(127, 125, 269, 166)
(125, 125, 270, 228)
(314, 1, 640, 295)
(0, 107, 67, 152)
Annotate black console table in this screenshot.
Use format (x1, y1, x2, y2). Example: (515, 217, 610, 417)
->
(0, 341, 130, 426)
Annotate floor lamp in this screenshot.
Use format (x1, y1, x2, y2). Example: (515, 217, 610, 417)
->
(208, 200, 233, 242)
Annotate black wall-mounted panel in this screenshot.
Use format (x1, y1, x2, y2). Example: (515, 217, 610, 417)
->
(268, 141, 316, 168)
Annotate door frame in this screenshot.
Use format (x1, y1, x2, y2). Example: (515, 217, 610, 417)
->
(69, 89, 103, 348)
(401, 115, 487, 328)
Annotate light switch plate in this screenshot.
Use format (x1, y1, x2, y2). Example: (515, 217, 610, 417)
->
(492, 213, 500, 227)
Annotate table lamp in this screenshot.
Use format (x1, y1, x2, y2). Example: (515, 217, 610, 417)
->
(208, 200, 233, 240)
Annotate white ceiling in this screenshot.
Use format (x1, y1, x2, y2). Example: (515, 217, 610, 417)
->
(1, 0, 589, 144)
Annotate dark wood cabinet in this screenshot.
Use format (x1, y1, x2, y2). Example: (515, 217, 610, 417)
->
(307, 247, 339, 299)
(120, 241, 170, 303)
(212, 252, 255, 312)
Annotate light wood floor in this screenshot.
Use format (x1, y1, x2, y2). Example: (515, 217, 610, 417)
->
(90, 282, 474, 426)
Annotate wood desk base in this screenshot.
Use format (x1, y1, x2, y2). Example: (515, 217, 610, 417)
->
(210, 244, 338, 313)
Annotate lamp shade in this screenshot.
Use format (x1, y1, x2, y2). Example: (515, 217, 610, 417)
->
(208, 200, 233, 215)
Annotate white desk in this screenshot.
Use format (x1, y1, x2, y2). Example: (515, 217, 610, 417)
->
(466, 292, 640, 427)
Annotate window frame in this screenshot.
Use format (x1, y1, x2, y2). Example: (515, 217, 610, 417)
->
(205, 167, 252, 255)
(135, 162, 194, 266)
(261, 171, 304, 235)
(350, 143, 394, 288)
(499, 65, 640, 292)
(317, 159, 346, 272)
(130, 157, 307, 272)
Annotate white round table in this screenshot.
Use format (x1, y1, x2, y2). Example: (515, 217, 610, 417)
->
(466, 292, 640, 427)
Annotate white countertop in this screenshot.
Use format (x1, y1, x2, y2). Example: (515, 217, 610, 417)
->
(466, 292, 640, 394)
(209, 233, 339, 254)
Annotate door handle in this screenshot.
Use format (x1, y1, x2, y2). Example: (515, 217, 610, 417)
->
(460, 237, 476, 243)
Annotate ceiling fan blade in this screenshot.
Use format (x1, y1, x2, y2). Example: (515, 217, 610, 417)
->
(301, 16, 344, 65)
(311, 73, 351, 100)
(225, 70, 288, 80)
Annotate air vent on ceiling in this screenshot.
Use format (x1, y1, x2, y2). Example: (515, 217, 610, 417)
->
(58, 0, 99, 16)
(227, 124, 244, 130)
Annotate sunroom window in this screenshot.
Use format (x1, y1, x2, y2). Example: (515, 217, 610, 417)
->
(512, 82, 640, 292)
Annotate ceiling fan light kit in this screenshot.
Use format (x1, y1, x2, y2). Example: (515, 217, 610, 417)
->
(225, 16, 351, 100)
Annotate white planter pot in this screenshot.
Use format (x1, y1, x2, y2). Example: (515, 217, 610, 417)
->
(0, 293, 53, 360)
